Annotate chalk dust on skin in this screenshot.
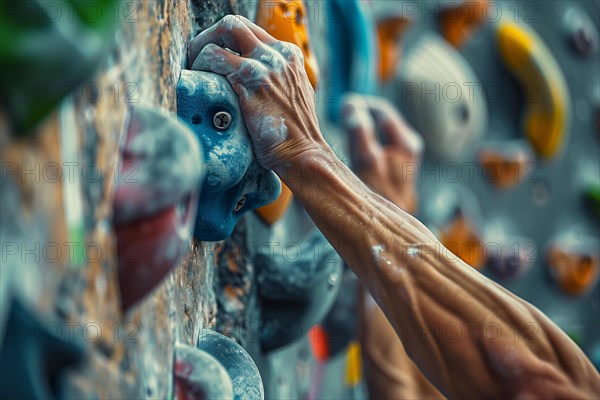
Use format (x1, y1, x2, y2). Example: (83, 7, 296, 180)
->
(218, 14, 243, 32)
(371, 243, 407, 277)
(259, 115, 288, 142)
(192, 41, 304, 164)
(243, 114, 290, 158)
(407, 245, 419, 258)
(269, 41, 303, 63)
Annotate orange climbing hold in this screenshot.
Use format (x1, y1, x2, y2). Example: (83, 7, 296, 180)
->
(547, 243, 599, 296)
(377, 15, 411, 83)
(308, 325, 330, 362)
(439, 211, 485, 270)
(439, 0, 488, 48)
(478, 145, 532, 190)
(256, 0, 320, 89)
(256, 182, 293, 225)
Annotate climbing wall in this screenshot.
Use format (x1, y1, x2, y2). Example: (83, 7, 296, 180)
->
(402, 0, 600, 355)
(2, 1, 598, 399)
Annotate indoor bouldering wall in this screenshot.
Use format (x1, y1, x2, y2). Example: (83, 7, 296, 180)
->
(4, 1, 598, 399)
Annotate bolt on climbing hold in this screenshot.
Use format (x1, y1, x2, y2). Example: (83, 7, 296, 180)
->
(213, 111, 232, 130)
(177, 70, 281, 241)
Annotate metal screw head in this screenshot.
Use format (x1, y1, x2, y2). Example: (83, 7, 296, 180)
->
(213, 111, 232, 130)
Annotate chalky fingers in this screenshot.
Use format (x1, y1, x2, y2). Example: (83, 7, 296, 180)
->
(189, 15, 262, 64)
(189, 15, 277, 64)
(191, 43, 245, 75)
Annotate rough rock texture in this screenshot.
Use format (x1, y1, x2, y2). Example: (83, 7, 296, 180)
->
(214, 219, 260, 348)
(0, 1, 257, 398)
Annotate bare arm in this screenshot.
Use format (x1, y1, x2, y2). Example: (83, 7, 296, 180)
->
(344, 94, 443, 399)
(286, 141, 598, 399)
(189, 16, 600, 399)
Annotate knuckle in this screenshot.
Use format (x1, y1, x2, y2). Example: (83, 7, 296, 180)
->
(222, 14, 237, 23)
(218, 14, 242, 31)
(287, 42, 303, 58)
(238, 15, 253, 25)
(273, 41, 302, 62)
(257, 45, 286, 70)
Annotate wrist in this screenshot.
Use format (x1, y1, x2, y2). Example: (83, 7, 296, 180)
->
(276, 145, 343, 191)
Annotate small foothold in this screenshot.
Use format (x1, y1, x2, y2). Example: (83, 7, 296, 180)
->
(174, 343, 234, 400)
(197, 330, 264, 400)
(479, 143, 533, 190)
(213, 111, 232, 130)
(376, 14, 411, 83)
(564, 7, 599, 56)
(547, 234, 599, 296)
(256, 229, 342, 352)
(487, 239, 533, 280)
(424, 186, 485, 270)
(584, 182, 600, 222)
(439, 211, 485, 270)
(439, 0, 489, 48)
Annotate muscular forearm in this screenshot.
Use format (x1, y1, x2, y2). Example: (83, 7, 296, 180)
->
(284, 149, 600, 399)
(188, 16, 599, 399)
